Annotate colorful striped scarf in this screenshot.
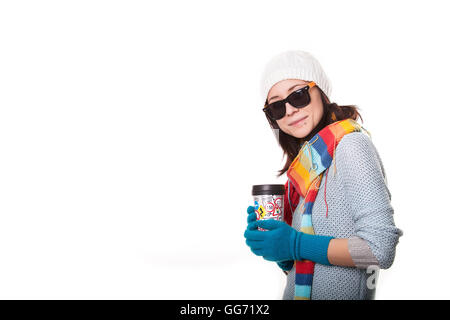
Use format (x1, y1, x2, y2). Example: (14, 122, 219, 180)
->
(286, 118, 370, 300)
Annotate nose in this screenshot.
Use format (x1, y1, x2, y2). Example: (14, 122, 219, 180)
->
(285, 102, 298, 117)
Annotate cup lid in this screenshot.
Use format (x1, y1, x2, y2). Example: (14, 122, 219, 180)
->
(252, 184, 285, 196)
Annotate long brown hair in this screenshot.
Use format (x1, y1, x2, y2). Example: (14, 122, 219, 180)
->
(264, 86, 363, 177)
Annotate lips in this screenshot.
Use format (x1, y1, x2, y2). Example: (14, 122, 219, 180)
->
(289, 115, 308, 126)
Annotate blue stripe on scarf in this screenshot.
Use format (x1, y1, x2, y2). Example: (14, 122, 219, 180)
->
(303, 202, 314, 214)
(295, 273, 314, 286)
(310, 145, 327, 173)
(312, 135, 333, 168)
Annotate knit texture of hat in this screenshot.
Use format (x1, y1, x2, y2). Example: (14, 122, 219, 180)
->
(260, 50, 332, 105)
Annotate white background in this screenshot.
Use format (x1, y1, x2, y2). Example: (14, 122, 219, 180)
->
(0, 0, 449, 299)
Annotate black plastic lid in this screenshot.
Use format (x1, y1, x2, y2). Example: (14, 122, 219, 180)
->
(252, 184, 285, 196)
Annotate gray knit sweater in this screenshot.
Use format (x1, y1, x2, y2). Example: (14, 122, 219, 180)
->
(282, 132, 403, 300)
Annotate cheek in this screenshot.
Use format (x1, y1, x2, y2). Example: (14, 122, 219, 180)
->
(276, 119, 292, 134)
(309, 103, 323, 123)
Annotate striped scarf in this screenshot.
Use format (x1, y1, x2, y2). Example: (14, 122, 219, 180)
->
(286, 118, 369, 300)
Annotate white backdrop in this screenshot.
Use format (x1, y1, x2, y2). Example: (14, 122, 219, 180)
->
(1, 0, 449, 299)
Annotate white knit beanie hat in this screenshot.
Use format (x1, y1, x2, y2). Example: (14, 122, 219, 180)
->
(260, 50, 332, 105)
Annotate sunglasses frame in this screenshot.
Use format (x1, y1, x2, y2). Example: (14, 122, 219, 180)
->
(263, 81, 316, 121)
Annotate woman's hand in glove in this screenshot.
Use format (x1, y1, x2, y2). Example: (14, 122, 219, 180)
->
(245, 205, 294, 268)
(277, 260, 294, 271)
(244, 219, 301, 262)
(246, 205, 257, 225)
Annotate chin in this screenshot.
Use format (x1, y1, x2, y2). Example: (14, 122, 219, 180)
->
(291, 125, 313, 139)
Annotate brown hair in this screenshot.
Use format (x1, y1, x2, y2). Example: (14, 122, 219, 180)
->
(264, 86, 363, 177)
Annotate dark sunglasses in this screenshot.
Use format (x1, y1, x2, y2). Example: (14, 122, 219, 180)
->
(263, 81, 316, 121)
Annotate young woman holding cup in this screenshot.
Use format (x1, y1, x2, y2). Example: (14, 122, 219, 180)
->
(244, 50, 403, 300)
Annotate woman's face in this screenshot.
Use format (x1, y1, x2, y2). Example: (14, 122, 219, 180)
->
(267, 79, 324, 139)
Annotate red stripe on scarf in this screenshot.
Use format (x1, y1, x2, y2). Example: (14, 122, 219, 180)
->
(296, 260, 315, 274)
(305, 186, 319, 203)
(318, 126, 339, 157)
(283, 180, 299, 227)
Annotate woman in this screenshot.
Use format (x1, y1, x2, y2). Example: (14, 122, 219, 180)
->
(244, 50, 403, 300)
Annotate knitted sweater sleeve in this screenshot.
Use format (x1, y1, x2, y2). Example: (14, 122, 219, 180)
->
(335, 132, 403, 269)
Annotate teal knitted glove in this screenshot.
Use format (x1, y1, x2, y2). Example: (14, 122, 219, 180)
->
(244, 219, 334, 265)
(245, 205, 294, 270)
(246, 205, 257, 224)
(244, 219, 299, 262)
(245, 205, 261, 257)
(277, 260, 294, 271)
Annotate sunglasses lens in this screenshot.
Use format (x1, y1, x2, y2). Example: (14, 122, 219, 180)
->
(266, 101, 286, 120)
(288, 90, 310, 108)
